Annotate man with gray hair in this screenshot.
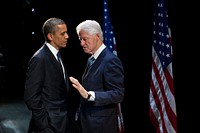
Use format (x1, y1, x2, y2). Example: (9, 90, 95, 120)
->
(69, 20, 125, 133)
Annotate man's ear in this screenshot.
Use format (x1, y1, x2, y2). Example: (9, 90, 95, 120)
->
(47, 33, 53, 41)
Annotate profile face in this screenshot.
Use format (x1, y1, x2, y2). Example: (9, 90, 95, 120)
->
(78, 30, 99, 54)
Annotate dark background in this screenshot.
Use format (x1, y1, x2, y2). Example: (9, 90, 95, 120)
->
(0, 0, 199, 132)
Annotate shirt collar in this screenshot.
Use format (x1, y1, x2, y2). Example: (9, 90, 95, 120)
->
(45, 42, 59, 59)
(92, 44, 106, 59)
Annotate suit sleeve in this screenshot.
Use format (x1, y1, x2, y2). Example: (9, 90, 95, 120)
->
(24, 57, 50, 130)
(94, 57, 125, 105)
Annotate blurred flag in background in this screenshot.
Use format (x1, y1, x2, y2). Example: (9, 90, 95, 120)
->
(103, 0, 124, 132)
(149, 0, 178, 133)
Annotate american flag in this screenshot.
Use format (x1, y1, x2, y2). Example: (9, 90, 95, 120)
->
(103, 0, 124, 133)
(103, 0, 117, 56)
(149, 0, 178, 133)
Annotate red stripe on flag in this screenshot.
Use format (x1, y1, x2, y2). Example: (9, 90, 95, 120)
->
(150, 49, 177, 133)
(149, 0, 177, 132)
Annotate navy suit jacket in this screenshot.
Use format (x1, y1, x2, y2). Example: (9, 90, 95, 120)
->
(79, 47, 125, 133)
(24, 44, 72, 133)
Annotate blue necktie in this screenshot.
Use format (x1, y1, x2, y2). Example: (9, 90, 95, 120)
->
(83, 56, 95, 77)
(88, 56, 95, 68)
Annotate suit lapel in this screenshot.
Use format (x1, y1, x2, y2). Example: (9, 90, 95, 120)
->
(82, 48, 108, 80)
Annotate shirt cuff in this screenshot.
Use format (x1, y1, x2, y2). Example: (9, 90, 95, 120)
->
(87, 91, 95, 101)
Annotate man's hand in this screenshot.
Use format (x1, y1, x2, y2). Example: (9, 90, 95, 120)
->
(69, 76, 88, 99)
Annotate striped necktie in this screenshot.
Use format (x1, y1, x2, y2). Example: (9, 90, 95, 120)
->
(88, 56, 95, 68)
(83, 56, 95, 77)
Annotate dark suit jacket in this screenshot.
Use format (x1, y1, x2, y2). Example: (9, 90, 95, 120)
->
(79, 48, 125, 133)
(24, 44, 72, 133)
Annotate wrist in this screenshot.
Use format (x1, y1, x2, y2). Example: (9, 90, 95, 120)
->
(87, 93, 91, 100)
